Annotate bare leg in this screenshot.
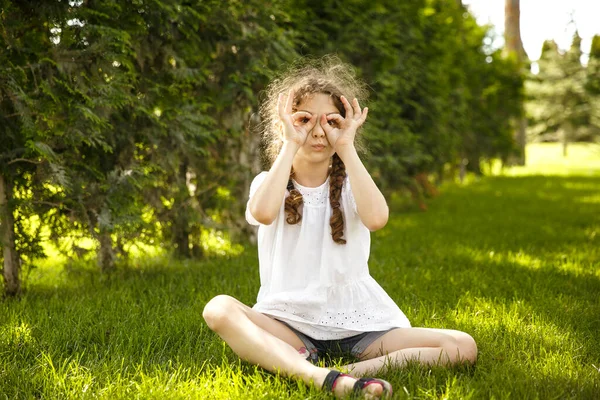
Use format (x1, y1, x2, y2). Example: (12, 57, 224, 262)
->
(202, 295, 387, 399)
(343, 328, 478, 376)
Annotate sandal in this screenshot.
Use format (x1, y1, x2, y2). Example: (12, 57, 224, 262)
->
(352, 377, 393, 399)
(322, 370, 393, 399)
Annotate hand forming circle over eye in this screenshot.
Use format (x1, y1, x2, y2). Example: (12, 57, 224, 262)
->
(277, 89, 318, 147)
(320, 96, 368, 152)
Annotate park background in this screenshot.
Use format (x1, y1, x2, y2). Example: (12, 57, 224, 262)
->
(1, 0, 599, 398)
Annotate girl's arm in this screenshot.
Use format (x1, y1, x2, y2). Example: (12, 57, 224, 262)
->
(321, 96, 388, 231)
(248, 142, 299, 225)
(248, 91, 317, 225)
(337, 145, 389, 231)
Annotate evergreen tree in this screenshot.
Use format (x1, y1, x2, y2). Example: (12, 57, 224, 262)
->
(527, 32, 590, 156)
(585, 35, 600, 142)
(0, 0, 134, 291)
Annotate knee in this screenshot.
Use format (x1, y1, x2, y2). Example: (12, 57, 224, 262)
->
(455, 332, 478, 364)
(202, 295, 239, 332)
(440, 331, 477, 365)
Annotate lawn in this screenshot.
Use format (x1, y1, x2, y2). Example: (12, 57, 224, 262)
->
(1, 143, 599, 399)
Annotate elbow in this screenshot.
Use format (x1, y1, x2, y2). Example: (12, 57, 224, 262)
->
(249, 202, 276, 225)
(366, 217, 388, 231)
(365, 208, 389, 232)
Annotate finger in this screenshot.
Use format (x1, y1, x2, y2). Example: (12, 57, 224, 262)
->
(358, 107, 368, 125)
(303, 113, 318, 135)
(325, 113, 344, 126)
(351, 98, 361, 119)
(320, 114, 334, 136)
(285, 89, 295, 116)
(340, 95, 353, 119)
(277, 93, 286, 120)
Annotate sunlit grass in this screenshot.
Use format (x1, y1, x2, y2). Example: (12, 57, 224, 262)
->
(1, 143, 599, 398)
(35, 225, 240, 265)
(481, 142, 600, 177)
(507, 142, 600, 176)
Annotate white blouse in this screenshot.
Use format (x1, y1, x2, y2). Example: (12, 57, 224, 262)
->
(246, 171, 411, 340)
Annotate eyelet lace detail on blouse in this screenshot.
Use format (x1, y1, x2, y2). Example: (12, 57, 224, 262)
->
(291, 178, 330, 207)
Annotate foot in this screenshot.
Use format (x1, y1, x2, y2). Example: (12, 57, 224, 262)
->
(333, 375, 384, 399)
(321, 370, 390, 399)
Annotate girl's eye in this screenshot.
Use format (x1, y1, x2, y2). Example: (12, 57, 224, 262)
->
(328, 120, 337, 126)
(301, 118, 310, 123)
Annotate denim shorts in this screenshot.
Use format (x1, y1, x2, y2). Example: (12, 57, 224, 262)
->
(278, 320, 398, 365)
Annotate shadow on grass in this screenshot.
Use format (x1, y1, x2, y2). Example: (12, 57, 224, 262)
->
(385, 174, 599, 305)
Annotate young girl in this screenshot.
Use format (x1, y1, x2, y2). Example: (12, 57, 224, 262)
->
(203, 57, 477, 399)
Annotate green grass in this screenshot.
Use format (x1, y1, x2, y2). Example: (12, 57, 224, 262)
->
(2, 143, 600, 399)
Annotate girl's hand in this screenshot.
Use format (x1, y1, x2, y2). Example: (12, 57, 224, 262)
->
(278, 90, 318, 147)
(320, 96, 368, 153)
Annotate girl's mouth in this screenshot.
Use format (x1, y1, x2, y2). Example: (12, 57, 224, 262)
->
(312, 144, 326, 151)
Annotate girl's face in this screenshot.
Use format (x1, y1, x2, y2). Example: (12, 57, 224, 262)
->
(293, 93, 340, 163)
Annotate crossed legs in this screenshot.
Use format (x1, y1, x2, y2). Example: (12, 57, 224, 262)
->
(202, 295, 385, 398)
(202, 294, 477, 398)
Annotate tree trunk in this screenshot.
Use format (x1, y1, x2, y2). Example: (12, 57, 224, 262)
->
(95, 202, 117, 271)
(459, 159, 467, 183)
(97, 229, 116, 272)
(517, 116, 527, 164)
(173, 162, 191, 258)
(562, 126, 569, 157)
(0, 173, 21, 296)
(504, 0, 525, 57)
(504, 0, 527, 165)
(467, 153, 483, 175)
(173, 214, 191, 258)
(237, 112, 262, 244)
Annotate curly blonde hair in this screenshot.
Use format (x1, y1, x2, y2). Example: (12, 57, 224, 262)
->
(259, 56, 368, 244)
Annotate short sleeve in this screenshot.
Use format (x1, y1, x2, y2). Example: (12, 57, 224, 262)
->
(343, 175, 358, 214)
(245, 171, 269, 226)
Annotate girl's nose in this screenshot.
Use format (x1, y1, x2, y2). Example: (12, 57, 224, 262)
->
(312, 118, 325, 137)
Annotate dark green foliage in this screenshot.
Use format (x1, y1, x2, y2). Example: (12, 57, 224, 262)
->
(1, 0, 524, 291)
(0, 0, 296, 275)
(285, 0, 523, 185)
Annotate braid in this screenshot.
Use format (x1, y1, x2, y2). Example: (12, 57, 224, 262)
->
(283, 157, 347, 244)
(329, 153, 347, 244)
(284, 172, 303, 224)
